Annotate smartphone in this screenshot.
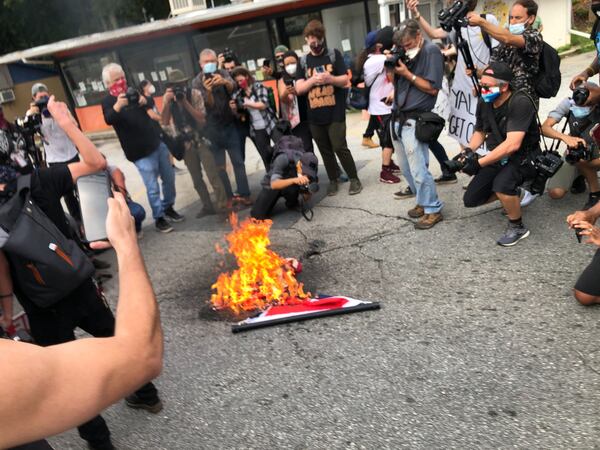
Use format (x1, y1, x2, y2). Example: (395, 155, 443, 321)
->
(315, 66, 326, 74)
(263, 59, 271, 67)
(204, 73, 213, 79)
(76, 171, 112, 243)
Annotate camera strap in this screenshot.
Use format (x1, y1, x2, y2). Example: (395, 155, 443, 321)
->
(549, 111, 570, 152)
(483, 102, 504, 144)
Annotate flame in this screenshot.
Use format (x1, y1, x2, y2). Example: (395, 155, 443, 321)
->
(211, 213, 309, 314)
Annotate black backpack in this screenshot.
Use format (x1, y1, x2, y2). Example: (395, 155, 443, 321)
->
(535, 41, 561, 99)
(0, 174, 94, 308)
(270, 135, 319, 181)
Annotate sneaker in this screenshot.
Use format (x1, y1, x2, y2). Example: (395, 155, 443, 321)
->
(380, 167, 401, 184)
(497, 222, 530, 247)
(164, 206, 185, 223)
(125, 393, 164, 414)
(414, 212, 443, 230)
(196, 206, 217, 218)
(349, 178, 363, 195)
(583, 193, 600, 210)
(408, 205, 425, 218)
(87, 437, 115, 450)
(435, 173, 458, 184)
(393, 186, 415, 200)
(389, 161, 401, 174)
(155, 217, 174, 233)
(571, 175, 587, 194)
(519, 189, 538, 208)
(362, 137, 379, 148)
(327, 181, 339, 196)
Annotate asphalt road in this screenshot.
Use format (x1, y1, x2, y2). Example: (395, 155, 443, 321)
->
(48, 51, 600, 449)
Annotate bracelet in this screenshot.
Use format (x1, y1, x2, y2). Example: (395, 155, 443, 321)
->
(414, 14, 421, 20)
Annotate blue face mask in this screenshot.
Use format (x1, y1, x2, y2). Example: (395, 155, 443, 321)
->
(595, 32, 600, 58)
(481, 86, 501, 103)
(203, 62, 217, 75)
(570, 105, 593, 118)
(509, 22, 526, 35)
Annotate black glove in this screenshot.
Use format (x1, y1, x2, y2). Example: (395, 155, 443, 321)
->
(461, 155, 481, 176)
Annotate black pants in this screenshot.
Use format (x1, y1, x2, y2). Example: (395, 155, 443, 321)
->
(463, 161, 536, 207)
(251, 185, 300, 220)
(363, 114, 378, 138)
(48, 155, 82, 223)
(310, 122, 358, 182)
(575, 249, 600, 296)
(252, 129, 275, 172)
(429, 140, 450, 171)
(236, 120, 250, 162)
(292, 121, 314, 153)
(22, 278, 158, 445)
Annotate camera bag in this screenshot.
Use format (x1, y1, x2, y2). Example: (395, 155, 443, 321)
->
(0, 175, 94, 308)
(415, 112, 445, 143)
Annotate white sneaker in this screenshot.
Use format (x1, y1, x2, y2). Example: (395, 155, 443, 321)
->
(520, 189, 538, 207)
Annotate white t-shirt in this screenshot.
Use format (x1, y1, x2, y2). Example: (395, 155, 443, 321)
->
(40, 116, 78, 163)
(363, 54, 394, 116)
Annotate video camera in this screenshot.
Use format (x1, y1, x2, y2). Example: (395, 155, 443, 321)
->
(565, 142, 592, 165)
(438, 0, 470, 32)
(384, 47, 409, 69)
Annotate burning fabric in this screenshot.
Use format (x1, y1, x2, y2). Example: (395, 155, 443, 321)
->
(211, 213, 309, 314)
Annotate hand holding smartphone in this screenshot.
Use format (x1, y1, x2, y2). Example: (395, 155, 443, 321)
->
(76, 171, 113, 243)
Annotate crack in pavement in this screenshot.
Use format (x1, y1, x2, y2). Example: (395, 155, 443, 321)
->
(575, 350, 600, 376)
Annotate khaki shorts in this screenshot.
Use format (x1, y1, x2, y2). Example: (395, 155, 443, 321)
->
(546, 147, 600, 192)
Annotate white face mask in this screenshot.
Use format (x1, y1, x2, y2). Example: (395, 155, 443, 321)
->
(148, 85, 156, 95)
(406, 47, 420, 60)
(285, 64, 298, 76)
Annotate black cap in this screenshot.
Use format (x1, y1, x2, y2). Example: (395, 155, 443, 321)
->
(375, 26, 394, 52)
(482, 61, 513, 83)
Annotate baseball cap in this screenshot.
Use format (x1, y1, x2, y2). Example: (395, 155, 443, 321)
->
(365, 30, 379, 49)
(274, 45, 289, 55)
(375, 26, 394, 51)
(31, 82, 48, 97)
(482, 62, 513, 83)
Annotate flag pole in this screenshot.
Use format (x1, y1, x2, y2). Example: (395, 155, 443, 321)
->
(231, 302, 381, 333)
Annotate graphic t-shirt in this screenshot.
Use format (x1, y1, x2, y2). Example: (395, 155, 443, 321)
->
(297, 48, 347, 126)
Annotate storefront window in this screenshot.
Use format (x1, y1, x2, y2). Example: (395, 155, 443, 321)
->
(119, 36, 196, 96)
(321, 2, 368, 69)
(367, 0, 382, 30)
(282, 12, 321, 54)
(60, 52, 118, 107)
(192, 22, 272, 77)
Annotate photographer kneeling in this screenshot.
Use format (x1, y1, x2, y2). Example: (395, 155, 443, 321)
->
(458, 62, 539, 247)
(250, 135, 318, 221)
(542, 83, 600, 210)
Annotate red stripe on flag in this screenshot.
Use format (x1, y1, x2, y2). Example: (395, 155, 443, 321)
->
(264, 297, 349, 316)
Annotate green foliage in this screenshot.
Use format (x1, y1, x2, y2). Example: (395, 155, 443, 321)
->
(0, 0, 170, 54)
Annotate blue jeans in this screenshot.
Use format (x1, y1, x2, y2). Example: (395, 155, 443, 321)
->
(133, 142, 176, 220)
(127, 200, 146, 232)
(209, 123, 250, 198)
(393, 119, 443, 214)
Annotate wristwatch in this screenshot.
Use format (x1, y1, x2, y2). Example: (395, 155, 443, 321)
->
(411, 74, 417, 83)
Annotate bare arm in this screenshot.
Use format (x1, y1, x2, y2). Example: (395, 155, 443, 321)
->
(415, 15, 448, 40)
(468, 130, 487, 152)
(478, 131, 525, 166)
(271, 175, 309, 190)
(467, 13, 525, 48)
(541, 117, 586, 148)
(295, 77, 314, 96)
(571, 56, 600, 89)
(0, 193, 162, 449)
(47, 97, 107, 182)
(395, 64, 438, 96)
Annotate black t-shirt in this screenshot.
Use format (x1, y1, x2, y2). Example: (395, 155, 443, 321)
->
(297, 49, 347, 125)
(102, 95, 161, 162)
(191, 70, 235, 128)
(30, 165, 75, 238)
(474, 91, 539, 155)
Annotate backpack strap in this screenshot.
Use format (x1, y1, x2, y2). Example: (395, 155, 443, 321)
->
(480, 14, 493, 52)
(300, 49, 337, 76)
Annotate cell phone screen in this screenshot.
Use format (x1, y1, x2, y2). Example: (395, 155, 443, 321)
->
(77, 171, 112, 243)
(315, 66, 326, 74)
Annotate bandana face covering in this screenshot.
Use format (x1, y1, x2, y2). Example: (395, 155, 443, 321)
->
(481, 86, 501, 103)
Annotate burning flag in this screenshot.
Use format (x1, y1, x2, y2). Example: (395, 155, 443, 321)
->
(211, 213, 309, 314)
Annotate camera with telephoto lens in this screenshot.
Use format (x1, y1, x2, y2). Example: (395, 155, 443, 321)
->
(443, 148, 478, 174)
(384, 47, 409, 69)
(125, 87, 140, 107)
(438, 0, 470, 32)
(173, 85, 187, 101)
(222, 47, 238, 63)
(235, 91, 246, 113)
(565, 142, 592, 165)
(34, 96, 50, 117)
(529, 150, 564, 195)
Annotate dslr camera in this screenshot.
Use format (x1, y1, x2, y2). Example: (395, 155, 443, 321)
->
(172, 85, 187, 101)
(442, 148, 479, 174)
(222, 47, 238, 63)
(572, 84, 590, 106)
(125, 87, 140, 107)
(565, 142, 592, 165)
(438, 0, 470, 32)
(384, 47, 409, 69)
(235, 92, 246, 113)
(529, 150, 563, 195)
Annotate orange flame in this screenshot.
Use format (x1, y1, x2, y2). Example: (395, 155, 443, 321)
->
(211, 213, 309, 314)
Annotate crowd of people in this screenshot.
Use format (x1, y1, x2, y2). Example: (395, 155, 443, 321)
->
(4, 0, 600, 447)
